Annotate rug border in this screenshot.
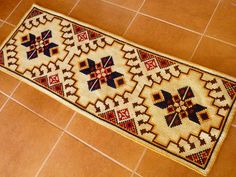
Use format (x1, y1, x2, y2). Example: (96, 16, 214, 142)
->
(0, 4, 235, 176)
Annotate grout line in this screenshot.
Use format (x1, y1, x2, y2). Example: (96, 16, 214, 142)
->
(0, 0, 23, 28)
(64, 112, 77, 130)
(0, 98, 9, 112)
(0, 81, 21, 112)
(67, 0, 81, 15)
(122, 0, 146, 36)
(189, 0, 222, 60)
(34, 132, 64, 177)
(65, 130, 134, 173)
(139, 12, 202, 35)
(205, 35, 236, 47)
(130, 148, 147, 177)
(101, 0, 136, 12)
(64, 112, 77, 131)
(34, 112, 77, 177)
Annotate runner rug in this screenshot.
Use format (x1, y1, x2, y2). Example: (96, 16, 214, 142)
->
(0, 5, 235, 176)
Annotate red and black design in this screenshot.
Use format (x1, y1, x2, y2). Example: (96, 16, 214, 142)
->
(186, 149, 211, 166)
(73, 24, 102, 42)
(99, 109, 137, 134)
(137, 49, 175, 70)
(34, 75, 64, 96)
(222, 80, 236, 99)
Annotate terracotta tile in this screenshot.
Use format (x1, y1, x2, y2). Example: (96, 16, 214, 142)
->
(124, 14, 200, 59)
(137, 127, 236, 177)
(12, 83, 74, 128)
(105, 0, 144, 10)
(68, 113, 145, 169)
(192, 37, 236, 77)
(0, 71, 19, 95)
(206, 0, 236, 44)
(0, 92, 7, 108)
(0, 23, 14, 43)
(0, 0, 21, 19)
(70, 0, 135, 35)
(140, 0, 218, 32)
(38, 134, 131, 177)
(7, 0, 78, 25)
(0, 100, 61, 177)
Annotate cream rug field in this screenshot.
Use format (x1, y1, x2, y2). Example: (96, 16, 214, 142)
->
(0, 5, 236, 176)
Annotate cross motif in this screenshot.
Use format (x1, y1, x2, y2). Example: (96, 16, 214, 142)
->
(153, 86, 209, 128)
(21, 30, 59, 60)
(79, 56, 125, 91)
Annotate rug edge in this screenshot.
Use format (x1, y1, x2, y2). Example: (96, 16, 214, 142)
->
(0, 4, 235, 176)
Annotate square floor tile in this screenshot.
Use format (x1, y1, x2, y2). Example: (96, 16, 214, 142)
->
(192, 37, 236, 77)
(37, 134, 131, 177)
(67, 113, 145, 169)
(206, 0, 236, 44)
(69, 0, 135, 35)
(140, 0, 218, 32)
(0, 100, 61, 177)
(12, 83, 75, 128)
(124, 14, 200, 59)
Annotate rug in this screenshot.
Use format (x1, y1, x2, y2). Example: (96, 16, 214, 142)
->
(0, 5, 235, 176)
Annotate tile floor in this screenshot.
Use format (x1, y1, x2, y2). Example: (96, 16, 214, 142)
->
(0, 0, 235, 176)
